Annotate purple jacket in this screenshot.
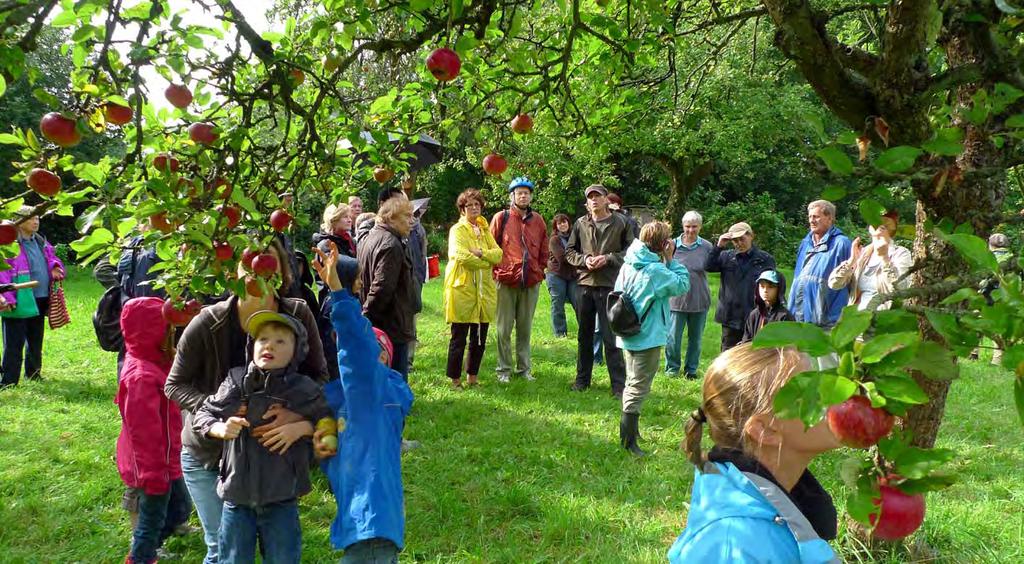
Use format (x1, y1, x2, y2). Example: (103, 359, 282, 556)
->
(0, 234, 64, 305)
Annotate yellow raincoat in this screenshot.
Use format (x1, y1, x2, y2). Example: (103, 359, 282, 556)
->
(443, 215, 503, 324)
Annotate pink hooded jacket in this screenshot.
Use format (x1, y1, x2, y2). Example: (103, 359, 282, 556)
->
(115, 297, 182, 495)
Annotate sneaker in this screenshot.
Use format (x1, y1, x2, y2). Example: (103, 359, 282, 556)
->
(665, 370, 681, 378)
(497, 374, 511, 383)
(522, 373, 536, 382)
(401, 439, 421, 453)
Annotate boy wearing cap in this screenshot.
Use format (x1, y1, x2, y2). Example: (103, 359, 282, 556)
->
(705, 221, 776, 351)
(490, 177, 548, 383)
(565, 184, 636, 396)
(193, 310, 330, 562)
(741, 270, 795, 343)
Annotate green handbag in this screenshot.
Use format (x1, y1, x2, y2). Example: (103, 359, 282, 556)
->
(1, 273, 40, 319)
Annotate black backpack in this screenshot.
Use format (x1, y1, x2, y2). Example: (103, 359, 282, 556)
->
(93, 285, 127, 352)
(606, 268, 652, 337)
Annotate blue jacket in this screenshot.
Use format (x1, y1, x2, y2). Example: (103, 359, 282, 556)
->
(668, 461, 839, 564)
(788, 226, 851, 328)
(321, 289, 414, 551)
(614, 239, 690, 351)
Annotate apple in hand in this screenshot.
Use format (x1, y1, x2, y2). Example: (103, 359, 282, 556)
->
(39, 113, 82, 148)
(826, 395, 895, 449)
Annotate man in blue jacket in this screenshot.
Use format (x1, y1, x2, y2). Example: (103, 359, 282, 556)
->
(788, 200, 851, 330)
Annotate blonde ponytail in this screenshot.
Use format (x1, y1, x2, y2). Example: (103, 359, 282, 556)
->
(683, 408, 707, 468)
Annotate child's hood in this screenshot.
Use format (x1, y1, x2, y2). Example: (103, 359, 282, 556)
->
(120, 297, 169, 361)
(755, 270, 788, 311)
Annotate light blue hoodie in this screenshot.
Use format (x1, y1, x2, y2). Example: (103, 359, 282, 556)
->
(614, 239, 690, 351)
(668, 461, 839, 563)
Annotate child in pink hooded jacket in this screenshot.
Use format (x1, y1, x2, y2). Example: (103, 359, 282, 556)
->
(116, 297, 193, 563)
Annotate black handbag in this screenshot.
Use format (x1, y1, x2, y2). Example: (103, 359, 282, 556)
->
(606, 268, 652, 337)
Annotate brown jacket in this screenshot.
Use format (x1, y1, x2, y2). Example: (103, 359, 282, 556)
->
(547, 233, 576, 280)
(164, 295, 328, 468)
(564, 212, 635, 287)
(358, 223, 417, 343)
(490, 206, 548, 288)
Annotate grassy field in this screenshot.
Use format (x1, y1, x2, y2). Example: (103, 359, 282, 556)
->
(0, 266, 1022, 563)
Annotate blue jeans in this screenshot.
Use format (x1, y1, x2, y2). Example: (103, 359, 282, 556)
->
(219, 500, 301, 564)
(665, 310, 709, 375)
(181, 449, 223, 564)
(342, 538, 400, 563)
(130, 478, 192, 563)
(545, 273, 577, 337)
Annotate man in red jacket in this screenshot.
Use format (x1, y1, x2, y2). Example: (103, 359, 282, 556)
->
(491, 177, 548, 383)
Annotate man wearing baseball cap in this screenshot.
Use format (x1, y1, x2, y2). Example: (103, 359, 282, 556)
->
(490, 177, 548, 383)
(705, 221, 776, 351)
(564, 184, 636, 397)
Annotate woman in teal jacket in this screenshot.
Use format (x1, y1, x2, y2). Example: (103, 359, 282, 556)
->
(613, 221, 689, 455)
(669, 343, 841, 563)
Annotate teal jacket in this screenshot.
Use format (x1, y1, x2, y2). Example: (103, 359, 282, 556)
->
(613, 239, 690, 351)
(668, 461, 839, 563)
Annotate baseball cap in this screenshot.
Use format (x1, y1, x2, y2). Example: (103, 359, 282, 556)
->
(245, 310, 301, 338)
(989, 233, 1009, 249)
(584, 184, 608, 197)
(725, 222, 752, 239)
(757, 270, 780, 285)
(509, 177, 534, 192)
(374, 327, 394, 365)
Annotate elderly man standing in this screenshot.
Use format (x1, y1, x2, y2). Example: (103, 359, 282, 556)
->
(788, 200, 852, 330)
(705, 222, 775, 351)
(491, 177, 548, 383)
(565, 184, 635, 397)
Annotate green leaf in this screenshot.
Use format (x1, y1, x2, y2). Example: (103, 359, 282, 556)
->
(0, 74, 5, 98)
(451, 0, 465, 18)
(73, 162, 107, 187)
(803, 112, 825, 141)
(1015, 376, 1024, 427)
(940, 232, 999, 272)
(859, 198, 886, 227)
(820, 185, 846, 200)
(454, 35, 477, 53)
(898, 474, 957, 494)
(0, 133, 23, 145)
(409, 0, 433, 11)
(832, 306, 873, 350)
(940, 287, 982, 306)
(846, 471, 880, 525)
(51, 10, 78, 27)
(874, 146, 923, 173)
(893, 447, 956, 479)
(70, 228, 114, 255)
(819, 373, 857, 405)
(1006, 114, 1024, 128)
(837, 131, 859, 145)
(816, 146, 853, 176)
(751, 321, 834, 357)
(773, 371, 826, 427)
(874, 373, 929, 404)
(907, 340, 959, 380)
(861, 332, 918, 363)
(922, 137, 963, 156)
(838, 351, 855, 379)
(874, 309, 919, 333)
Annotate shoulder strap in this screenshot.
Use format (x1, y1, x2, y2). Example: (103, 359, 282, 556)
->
(497, 209, 511, 246)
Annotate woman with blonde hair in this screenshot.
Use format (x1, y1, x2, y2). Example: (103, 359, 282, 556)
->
(443, 188, 502, 388)
(668, 343, 841, 563)
(313, 202, 357, 258)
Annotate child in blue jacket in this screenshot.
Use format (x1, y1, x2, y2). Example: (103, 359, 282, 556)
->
(669, 343, 841, 563)
(312, 241, 414, 562)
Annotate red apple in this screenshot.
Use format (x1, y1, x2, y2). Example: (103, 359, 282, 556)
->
(184, 299, 202, 316)
(162, 299, 198, 326)
(251, 253, 279, 278)
(210, 177, 232, 199)
(288, 69, 305, 86)
(26, 168, 61, 197)
(827, 395, 895, 449)
(269, 209, 292, 232)
(425, 47, 461, 81)
(165, 84, 193, 109)
(152, 153, 180, 174)
(482, 153, 508, 176)
(510, 113, 534, 134)
(373, 167, 395, 183)
(214, 242, 233, 261)
(39, 112, 81, 148)
(0, 221, 17, 245)
(245, 277, 265, 298)
(188, 122, 218, 145)
(241, 248, 260, 269)
(219, 205, 241, 229)
(870, 484, 926, 540)
(103, 103, 133, 126)
(150, 212, 175, 234)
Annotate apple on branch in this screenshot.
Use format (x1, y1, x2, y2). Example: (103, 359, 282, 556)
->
(39, 112, 81, 148)
(27, 168, 61, 197)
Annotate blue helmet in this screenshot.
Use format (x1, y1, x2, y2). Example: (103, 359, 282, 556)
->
(508, 177, 534, 192)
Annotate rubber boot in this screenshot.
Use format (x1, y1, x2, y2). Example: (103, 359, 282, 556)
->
(620, 411, 646, 456)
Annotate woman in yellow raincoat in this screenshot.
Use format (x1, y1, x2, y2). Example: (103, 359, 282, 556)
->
(444, 188, 503, 389)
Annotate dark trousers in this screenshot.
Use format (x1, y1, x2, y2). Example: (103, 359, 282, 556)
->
(721, 326, 744, 352)
(1, 297, 49, 386)
(129, 478, 192, 563)
(446, 323, 489, 380)
(575, 286, 625, 392)
(390, 340, 410, 383)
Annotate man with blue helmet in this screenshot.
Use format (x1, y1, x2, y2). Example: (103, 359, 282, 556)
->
(490, 176, 549, 383)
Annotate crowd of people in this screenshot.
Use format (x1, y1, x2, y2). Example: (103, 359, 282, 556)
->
(3, 183, 974, 562)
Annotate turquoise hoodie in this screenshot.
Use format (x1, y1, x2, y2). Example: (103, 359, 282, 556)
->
(668, 461, 839, 563)
(614, 239, 690, 351)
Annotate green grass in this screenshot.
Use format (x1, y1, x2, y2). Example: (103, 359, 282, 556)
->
(1, 266, 1022, 562)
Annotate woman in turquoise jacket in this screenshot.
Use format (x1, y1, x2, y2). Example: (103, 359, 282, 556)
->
(668, 343, 841, 563)
(613, 221, 689, 455)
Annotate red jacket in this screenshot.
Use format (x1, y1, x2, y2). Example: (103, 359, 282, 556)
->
(490, 206, 548, 288)
(116, 297, 182, 495)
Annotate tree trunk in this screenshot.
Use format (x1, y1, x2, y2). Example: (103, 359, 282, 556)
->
(655, 156, 714, 226)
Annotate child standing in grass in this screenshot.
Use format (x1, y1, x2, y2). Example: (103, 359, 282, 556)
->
(116, 297, 192, 564)
(192, 310, 330, 563)
(312, 241, 414, 563)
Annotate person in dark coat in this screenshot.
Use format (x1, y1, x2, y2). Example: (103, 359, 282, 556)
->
(705, 222, 776, 352)
(742, 270, 795, 343)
